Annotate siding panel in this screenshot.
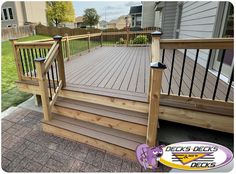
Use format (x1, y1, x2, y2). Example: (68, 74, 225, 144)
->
(178, 1, 219, 67)
(162, 2, 178, 38)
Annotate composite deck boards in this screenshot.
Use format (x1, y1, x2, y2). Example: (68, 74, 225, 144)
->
(64, 47, 233, 102)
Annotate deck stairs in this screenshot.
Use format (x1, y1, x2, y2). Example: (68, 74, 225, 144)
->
(42, 89, 149, 160)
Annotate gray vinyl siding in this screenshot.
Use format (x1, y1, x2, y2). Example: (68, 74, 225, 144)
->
(141, 2, 155, 28)
(162, 2, 178, 38)
(178, 1, 219, 67)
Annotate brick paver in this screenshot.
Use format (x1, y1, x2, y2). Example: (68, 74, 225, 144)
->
(1, 107, 171, 172)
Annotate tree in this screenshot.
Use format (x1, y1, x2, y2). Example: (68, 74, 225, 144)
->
(83, 8, 100, 27)
(46, 1, 75, 27)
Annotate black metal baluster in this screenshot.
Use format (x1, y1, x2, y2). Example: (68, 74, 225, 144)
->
(168, 49, 176, 95)
(47, 72, 52, 100)
(44, 49, 47, 58)
(34, 48, 38, 58)
(178, 49, 187, 96)
(162, 49, 165, 63)
(19, 49, 25, 75)
(27, 49, 33, 77)
(225, 67, 234, 102)
(39, 48, 42, 57)
(54, 59, 59, 85)
(23, 49, 29, 76)
(51, 65, 56, 92)
(212, 49, 226, 100)
(189, 49, 199, 97)
(200, 49, 212, 98)
(30, 49, 36, 77)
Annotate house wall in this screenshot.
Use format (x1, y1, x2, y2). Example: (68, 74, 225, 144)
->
(141, 1, 155, 28)
(178, 1, 219, 67)
(23, 1, 47, 25)
(161, 2, 178, 38)
(1, 1, 19, 28)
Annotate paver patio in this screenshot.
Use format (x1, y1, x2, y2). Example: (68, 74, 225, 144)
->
(1, 107, 171, 172)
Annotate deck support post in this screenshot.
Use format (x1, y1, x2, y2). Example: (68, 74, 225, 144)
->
(100, 32, 103, 47)
(87, 32, 91, 52)
(35, 57, 51, 121)
(10, 38, 23, 81)
(146, 62, 166, 147)
(64, 33, 71, 60)
(54, 35, 66, 87)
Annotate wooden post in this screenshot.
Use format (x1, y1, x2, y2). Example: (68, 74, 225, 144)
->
(87, 32, 90, 52)
(146, 62, 166, 147)
(100, 32, 103, 47)
(148, 31, 163, 101)
(54, 35, 66, 87)
(35, 57, 51, 121)
(34, 94, 42, 106)
(64, 33, 70, 61)
(126, 30, 129, 47)
(151, 31, 162, 62)
(10, 38, 23, 81)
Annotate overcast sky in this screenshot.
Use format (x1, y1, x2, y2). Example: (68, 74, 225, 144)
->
(72, 1, 141, 22)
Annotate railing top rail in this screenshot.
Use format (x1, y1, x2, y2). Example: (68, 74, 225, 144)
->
(160, 38, 234, 49)
(15, 41, 55, 47)
(102, 30, 155, 36)
(44, 42, 59, 73)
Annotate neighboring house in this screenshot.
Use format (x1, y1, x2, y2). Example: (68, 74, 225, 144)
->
(129, 5, 142, 28)
(1, 1, 47, 28)
(74, 16, 86, 28)
(97, 20, 108, 30)
(107, 15, 131, 30)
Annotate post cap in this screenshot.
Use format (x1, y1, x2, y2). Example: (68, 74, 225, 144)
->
(53, 35, 63, 41)
(150, 62, 167, 69)
(34, 57, 46, 62)
(151, 31, 162, 36)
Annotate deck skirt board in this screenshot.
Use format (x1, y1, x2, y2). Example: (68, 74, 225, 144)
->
(45, 114, 145, 150)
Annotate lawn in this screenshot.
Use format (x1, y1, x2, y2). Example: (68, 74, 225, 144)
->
(1, 35, 50, 111)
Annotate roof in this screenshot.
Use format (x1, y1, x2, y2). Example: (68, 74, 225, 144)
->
(75, 16, 84, 23)
(129, 5, 142, 14)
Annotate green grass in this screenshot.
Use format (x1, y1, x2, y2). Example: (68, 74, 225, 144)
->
(1, 35, 50, 111)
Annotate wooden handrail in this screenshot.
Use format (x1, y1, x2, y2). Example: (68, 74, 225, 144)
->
(44, 42, 59, 72)
(160, 38, 233, 49)
(15, 41, 54, 46)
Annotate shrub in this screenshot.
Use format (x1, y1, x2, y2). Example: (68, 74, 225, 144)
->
(116, 37, 125, 44)
(133, 35, 148, 44)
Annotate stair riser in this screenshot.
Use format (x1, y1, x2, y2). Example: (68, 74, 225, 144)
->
(42, 123, 137, 161)
(52, 106, 147, 136)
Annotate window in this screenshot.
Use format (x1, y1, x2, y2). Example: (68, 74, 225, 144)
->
(8, 8, 13, 19)
(3, 9, 8, 20)
(2, 7, 14, 21)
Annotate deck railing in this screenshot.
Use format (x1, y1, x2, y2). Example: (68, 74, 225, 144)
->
(150, 33, 234, 116)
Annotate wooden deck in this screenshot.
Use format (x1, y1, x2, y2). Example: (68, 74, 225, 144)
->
(64, 46, 233, 102)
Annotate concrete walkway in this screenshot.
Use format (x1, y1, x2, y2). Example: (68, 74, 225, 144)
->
(1, 107, 171, 172)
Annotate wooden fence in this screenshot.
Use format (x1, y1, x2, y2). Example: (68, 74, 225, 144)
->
(2, 25, 36, 41)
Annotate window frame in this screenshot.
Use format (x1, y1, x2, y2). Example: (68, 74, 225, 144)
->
(1, 7, 14, 21)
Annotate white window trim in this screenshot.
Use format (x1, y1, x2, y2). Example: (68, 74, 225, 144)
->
(1, 7, 14, 21)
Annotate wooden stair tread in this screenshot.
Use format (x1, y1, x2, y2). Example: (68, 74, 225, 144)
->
(55, 97, 148, 125)
(44, 114, 145, 150)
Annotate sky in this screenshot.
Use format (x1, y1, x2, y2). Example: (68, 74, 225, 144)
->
(72, 1, 141, 22)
